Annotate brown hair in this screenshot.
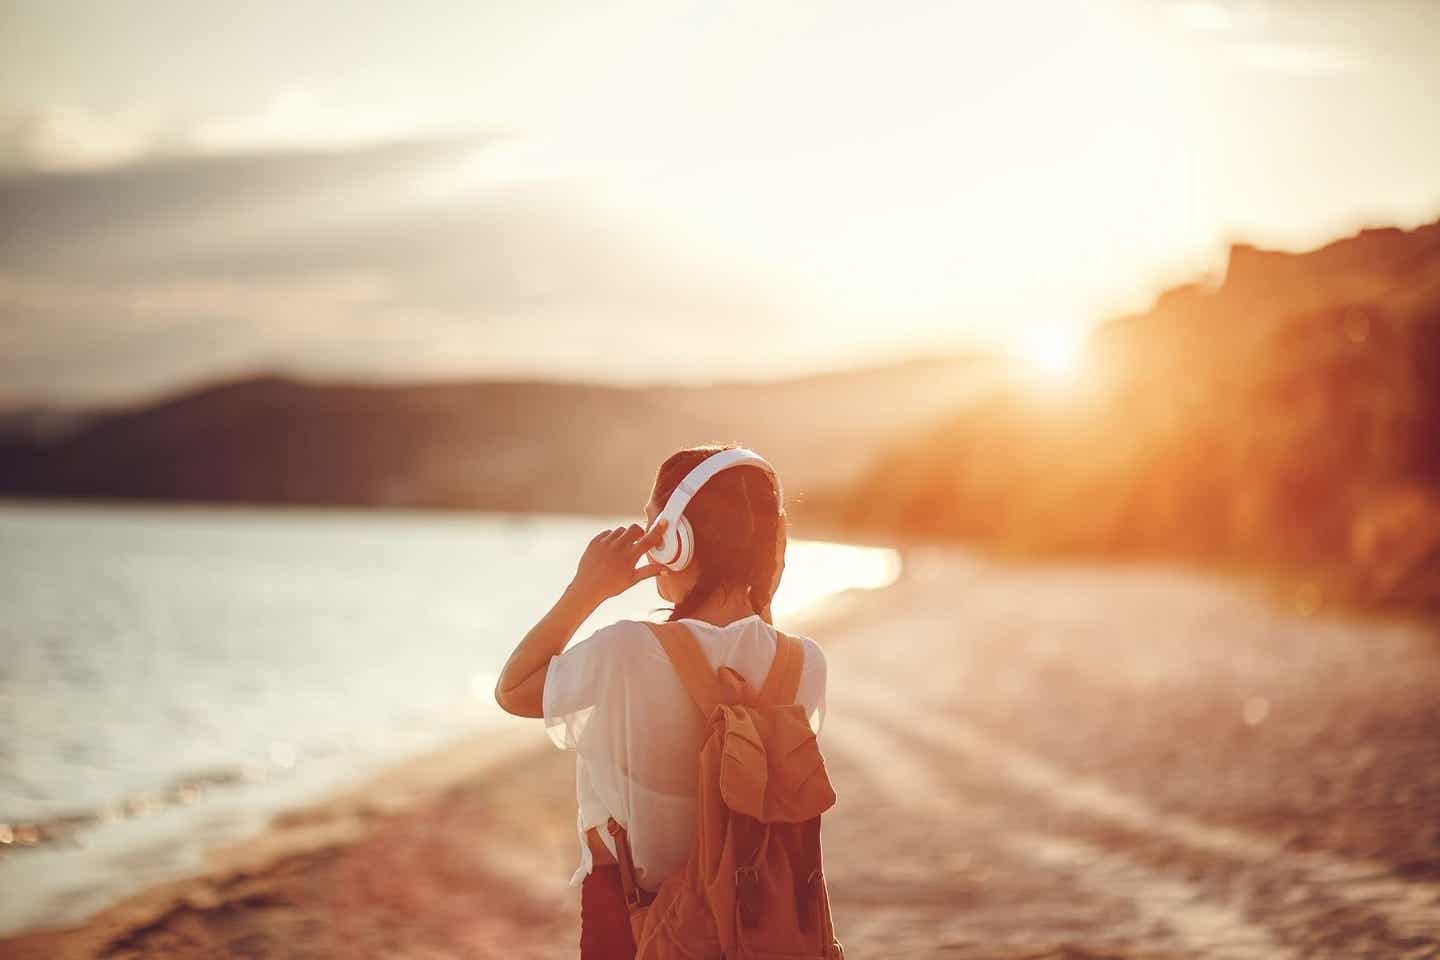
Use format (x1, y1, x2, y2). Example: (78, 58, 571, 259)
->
(651, 443, 786, 625)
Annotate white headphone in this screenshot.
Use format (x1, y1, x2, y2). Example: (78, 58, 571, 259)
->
(646, 447, 784, 573)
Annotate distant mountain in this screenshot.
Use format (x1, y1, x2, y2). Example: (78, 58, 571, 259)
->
(825, 219, 1440, 610)
(0, 353, 1001, 527)
(11, 219, 1439, 610)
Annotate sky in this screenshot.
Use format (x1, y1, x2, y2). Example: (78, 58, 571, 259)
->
(2, 0, 1438, 407)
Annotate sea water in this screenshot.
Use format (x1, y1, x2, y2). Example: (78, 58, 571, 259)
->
(0, 501, 899, 934)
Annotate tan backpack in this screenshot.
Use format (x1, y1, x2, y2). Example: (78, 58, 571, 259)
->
(605, 621, 844, 960)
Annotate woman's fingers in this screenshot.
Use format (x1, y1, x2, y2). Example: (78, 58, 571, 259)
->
(632, 518, 667, 554)
(630, 561, 664, 584)
(593, 521, 664, 574)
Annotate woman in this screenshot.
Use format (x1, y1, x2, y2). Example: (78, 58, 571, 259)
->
(493, 443, 828, 958)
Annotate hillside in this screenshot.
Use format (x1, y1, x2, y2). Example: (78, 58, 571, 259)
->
(0, 353, 1000, 525)
(818, 219, 1440, 609)
(8, 219, 1439, 608)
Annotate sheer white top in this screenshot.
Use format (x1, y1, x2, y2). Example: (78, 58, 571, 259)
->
(542, 613, 827, 889)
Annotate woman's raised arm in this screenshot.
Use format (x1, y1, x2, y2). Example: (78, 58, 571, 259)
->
(493, 519, 666, 717)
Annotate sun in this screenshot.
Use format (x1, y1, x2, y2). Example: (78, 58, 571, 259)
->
(1029, 336, 1084, 378)
(1012, 324, 1089, 382)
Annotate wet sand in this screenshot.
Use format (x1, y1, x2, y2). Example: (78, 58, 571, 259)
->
(5, 549, 1439, 958)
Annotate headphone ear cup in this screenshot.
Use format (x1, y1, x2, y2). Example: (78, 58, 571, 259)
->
(670, 515, 694, 572)
(648, 514, 692, 571)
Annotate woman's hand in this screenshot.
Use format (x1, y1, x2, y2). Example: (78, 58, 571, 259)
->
(494, 519, 668, 719)
(568, 519, 667, 607)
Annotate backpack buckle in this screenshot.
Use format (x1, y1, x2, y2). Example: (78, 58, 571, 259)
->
(735, 865, 762, 927)
(797, 868, 822, 931)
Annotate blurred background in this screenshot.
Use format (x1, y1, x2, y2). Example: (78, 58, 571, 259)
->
(2, 1, 1439, 957)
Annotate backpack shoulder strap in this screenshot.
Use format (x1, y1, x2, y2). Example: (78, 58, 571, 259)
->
(757, 629, 805, 707)
(643, 621, 724, 718)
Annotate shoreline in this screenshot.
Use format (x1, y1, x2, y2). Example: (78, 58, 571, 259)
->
(0, 554, 916, 957)
(0, 718, 546, 958)
(6, 546, 1438, 957)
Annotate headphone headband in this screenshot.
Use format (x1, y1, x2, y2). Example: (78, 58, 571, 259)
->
(647, 447, 783, 572)
(661, 448, 783, 519)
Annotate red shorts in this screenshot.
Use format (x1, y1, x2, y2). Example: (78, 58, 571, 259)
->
(580, 865, 637, 959)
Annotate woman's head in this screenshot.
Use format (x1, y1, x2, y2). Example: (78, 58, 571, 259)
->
(644, 443, 787, 624)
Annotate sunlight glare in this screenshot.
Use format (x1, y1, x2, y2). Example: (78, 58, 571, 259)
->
(771, 541, 902, 619)
(1015, 324, 1088, 381)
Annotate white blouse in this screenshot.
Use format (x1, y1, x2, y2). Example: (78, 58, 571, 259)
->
(542, 613, 828, 889)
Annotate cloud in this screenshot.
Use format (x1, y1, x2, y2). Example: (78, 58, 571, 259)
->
(0, 133, 793, 405)
(0, 105, 181, 174)
(0, 92, 483, 175)
(189, 91, 470, 156)
(1164, 0, 1370, 76)
(0, 133, 504, 279)
(1231, 42, 1362, 76)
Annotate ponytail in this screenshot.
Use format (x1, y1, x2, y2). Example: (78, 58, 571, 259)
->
(744, 468, 782, 624)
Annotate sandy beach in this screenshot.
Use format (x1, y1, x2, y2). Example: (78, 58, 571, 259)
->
(5, 548, 1439, 959)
